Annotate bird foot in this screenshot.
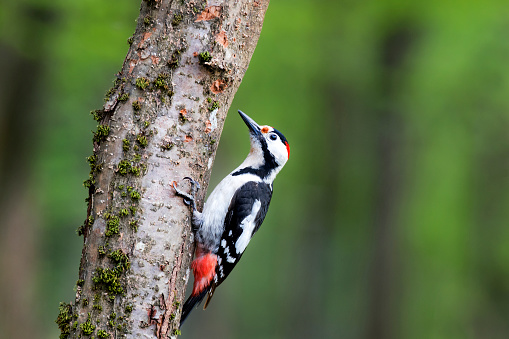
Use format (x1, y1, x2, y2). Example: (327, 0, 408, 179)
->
(173, 177, 200, 211)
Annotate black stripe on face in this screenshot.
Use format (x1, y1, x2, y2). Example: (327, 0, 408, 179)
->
(232, 137, 277, 179)
(260, 136, 278, 169)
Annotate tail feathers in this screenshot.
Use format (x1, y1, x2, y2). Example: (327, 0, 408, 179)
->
(180, 288, 208, 327)
(180, 252, 218, 327)
(203, 284, 216, 310)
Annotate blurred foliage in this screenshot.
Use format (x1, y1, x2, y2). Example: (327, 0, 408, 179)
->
(1, 0, 509, 339)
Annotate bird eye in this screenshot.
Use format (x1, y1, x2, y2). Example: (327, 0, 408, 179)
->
(269, 134, 278, 141)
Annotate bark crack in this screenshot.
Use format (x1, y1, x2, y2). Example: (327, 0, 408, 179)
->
(157, 239, 186, 338)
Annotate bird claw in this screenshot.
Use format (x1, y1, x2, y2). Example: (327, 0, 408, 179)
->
(183, 177, 200, 192)
(173, 177, 199, 211)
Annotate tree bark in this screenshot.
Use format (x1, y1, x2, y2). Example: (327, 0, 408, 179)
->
(56, 1, 270, 338)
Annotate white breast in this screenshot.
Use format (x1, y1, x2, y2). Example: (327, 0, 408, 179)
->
(198, 171, 261, 252)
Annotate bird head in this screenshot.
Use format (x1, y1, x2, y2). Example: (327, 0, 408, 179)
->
(238, 110, 290, 173)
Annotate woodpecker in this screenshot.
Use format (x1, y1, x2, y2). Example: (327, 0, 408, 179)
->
(173, 110, 290, 326)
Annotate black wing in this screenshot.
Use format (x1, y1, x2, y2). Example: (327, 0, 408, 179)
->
(214, 181, 272, 286)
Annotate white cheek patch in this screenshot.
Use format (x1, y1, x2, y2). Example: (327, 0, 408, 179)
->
(235, 200, 261, 254)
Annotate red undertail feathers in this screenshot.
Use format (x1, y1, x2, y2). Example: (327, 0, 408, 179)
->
(191, 253, 217, 296)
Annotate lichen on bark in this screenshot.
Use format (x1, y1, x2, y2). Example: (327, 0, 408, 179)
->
(58, 0, 270, 338)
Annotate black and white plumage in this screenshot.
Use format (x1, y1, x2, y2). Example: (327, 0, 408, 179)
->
(215, 181, 272, 284)
(174, 110, 290, 326)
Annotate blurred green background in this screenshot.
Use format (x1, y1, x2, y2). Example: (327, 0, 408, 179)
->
(1, 0, 509, 338)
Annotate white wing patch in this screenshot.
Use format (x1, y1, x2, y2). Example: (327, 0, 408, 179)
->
(235, 200, 261, 254)
(217, 256, 224, 278)
(222, 244, 236, 263)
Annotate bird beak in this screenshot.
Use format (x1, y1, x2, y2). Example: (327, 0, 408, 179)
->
(238, 110, 261, 136)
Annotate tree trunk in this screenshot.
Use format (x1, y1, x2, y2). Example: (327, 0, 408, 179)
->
(56, 1, 270, 338)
